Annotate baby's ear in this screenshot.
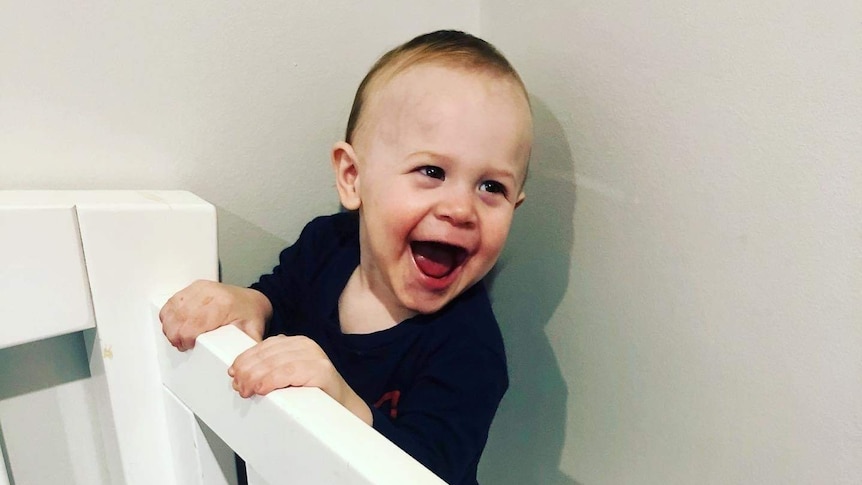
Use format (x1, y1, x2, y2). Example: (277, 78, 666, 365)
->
(331, 142, 361, 210)
(515, 191, 526, 209)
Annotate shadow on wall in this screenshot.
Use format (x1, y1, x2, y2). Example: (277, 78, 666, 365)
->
(214, 206, 290, 287)
(480, 97, 579, 485)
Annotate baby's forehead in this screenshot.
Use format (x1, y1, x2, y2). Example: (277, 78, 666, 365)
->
(359, 62, 532, 136)
(358, 62, 533, 180)
(375, 61, 524, 101)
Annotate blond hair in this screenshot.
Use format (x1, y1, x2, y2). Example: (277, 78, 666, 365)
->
(345, 30, 528, 144)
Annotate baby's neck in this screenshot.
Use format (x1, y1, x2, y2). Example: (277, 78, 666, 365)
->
(338, 267, 416, 334)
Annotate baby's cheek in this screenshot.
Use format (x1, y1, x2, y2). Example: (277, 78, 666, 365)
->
(487, 217, 515, 251)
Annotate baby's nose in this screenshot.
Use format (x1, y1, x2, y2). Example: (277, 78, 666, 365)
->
(435, 187, 477, 227)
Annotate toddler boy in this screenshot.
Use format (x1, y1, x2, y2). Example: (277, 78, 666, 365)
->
(160, 30, 532, 485)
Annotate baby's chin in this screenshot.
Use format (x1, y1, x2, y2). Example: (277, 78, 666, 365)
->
(411, 301, 449, 315)
(404, 280, 482, 315)
(403, 294, 449, 315)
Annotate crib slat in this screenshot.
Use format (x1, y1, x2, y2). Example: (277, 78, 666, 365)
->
(155, 306, 447, 485)
(245, 465, 270, 485)
(75, 191, 218, 485)
(162, 386, 235, 485)
(0, 202, 95, 349)
(1, 191, 220, 485)
(1, 449, 9, 485)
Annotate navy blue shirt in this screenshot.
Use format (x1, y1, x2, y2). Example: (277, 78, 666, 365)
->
(251, 212, 508, 485)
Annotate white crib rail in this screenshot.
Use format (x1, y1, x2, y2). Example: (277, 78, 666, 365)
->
(2, 190, 217, 484)
(0, 190, 445, 485)
(153, 302, 446, 485)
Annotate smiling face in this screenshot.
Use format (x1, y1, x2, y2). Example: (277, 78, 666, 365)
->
(332, 63, 532, 320)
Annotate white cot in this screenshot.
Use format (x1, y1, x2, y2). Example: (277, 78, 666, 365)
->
(0, 191, 444, 485)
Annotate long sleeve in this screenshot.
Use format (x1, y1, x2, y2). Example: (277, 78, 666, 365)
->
(250, 213, 355, 337)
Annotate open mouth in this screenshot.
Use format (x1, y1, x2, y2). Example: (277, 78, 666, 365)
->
(411, 241, 468, 279)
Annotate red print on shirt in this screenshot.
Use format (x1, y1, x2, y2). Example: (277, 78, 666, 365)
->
(374, 390, 401, 419)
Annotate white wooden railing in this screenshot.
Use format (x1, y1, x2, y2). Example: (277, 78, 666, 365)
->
(0, 191, 444, 485)
(154, 302, 446, 484)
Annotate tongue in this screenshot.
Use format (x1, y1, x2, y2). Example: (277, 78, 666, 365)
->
(412, 242, 458, 278)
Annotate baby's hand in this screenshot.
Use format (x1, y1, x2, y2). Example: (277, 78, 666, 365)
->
(228, 335, 345, 399)
(160, 280, 271, 351)
(228, 335, 372, 424)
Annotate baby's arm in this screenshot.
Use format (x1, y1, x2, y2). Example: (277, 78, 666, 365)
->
(160, 279, 273, 351)
(227, 335, 373, 425)
(161, 279, 373, 421)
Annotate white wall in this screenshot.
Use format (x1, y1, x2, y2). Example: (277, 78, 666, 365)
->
(1, 0, 479, 285)
(480, 0, 861, 483)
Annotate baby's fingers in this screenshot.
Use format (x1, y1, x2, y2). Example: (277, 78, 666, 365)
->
(161, 304, 203, 351)
(160, 298, 191, 350)
(160, 281, 229, 351)
(249, 362, 302, 396)
(228, 337, 331, 397)
(235, 360, 325, 397)
(231, 360, 292, 398)
(228, 344, 272, 396)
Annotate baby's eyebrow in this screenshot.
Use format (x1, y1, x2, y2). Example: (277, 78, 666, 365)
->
(483, 167, 518, 183)
(405, 150, 449, 163)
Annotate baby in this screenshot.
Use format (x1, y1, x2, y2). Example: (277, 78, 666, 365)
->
(160, 30, 532, 485)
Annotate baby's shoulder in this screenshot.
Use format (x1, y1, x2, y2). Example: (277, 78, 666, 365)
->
(291, 212, 359, 263)
(301, 211, 359, 244)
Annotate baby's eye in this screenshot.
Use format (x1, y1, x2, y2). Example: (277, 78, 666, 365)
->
(479, 180, 508, 197)
(418, 165, 445, 180)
